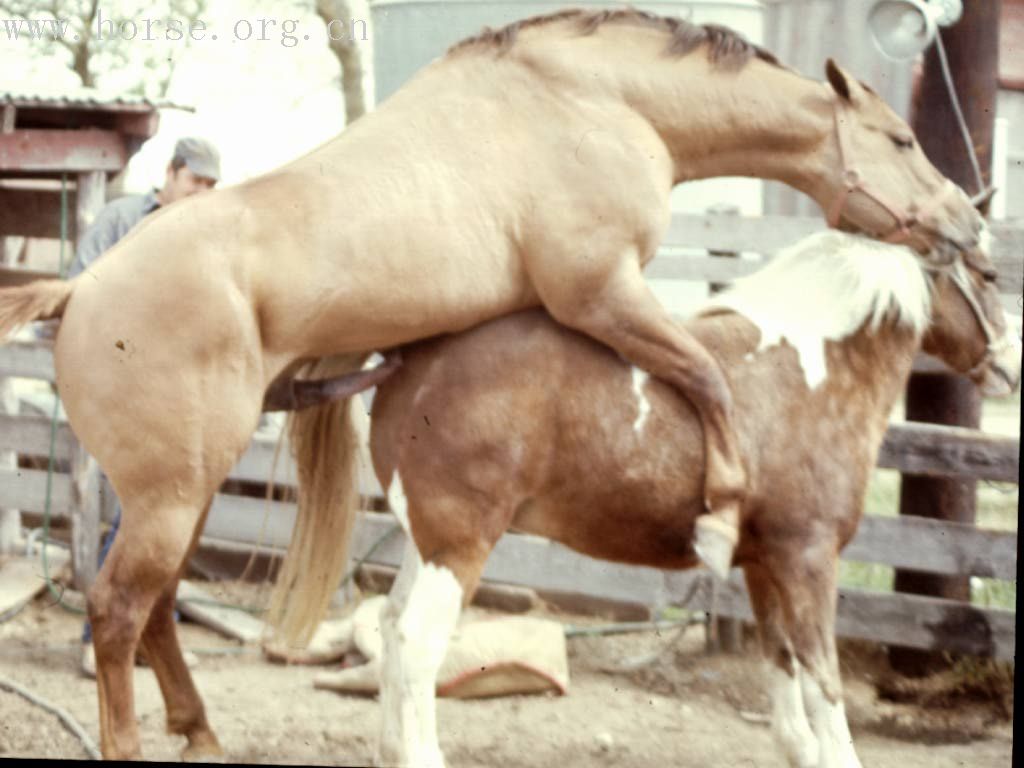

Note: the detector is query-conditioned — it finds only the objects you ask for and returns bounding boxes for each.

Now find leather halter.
[826,99,957,245]
[927,259,1009,380]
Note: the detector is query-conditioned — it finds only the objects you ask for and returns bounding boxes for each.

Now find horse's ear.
[825,58,853,103]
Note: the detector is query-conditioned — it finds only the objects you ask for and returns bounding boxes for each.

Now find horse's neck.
[829,324,921,422]
[639,58,832,195]
[528,35,835,201]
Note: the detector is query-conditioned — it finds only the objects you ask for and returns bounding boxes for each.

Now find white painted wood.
[175,579,267,643]
[0,467,72,512]
[0,341,55,380]
[0,412,74,459]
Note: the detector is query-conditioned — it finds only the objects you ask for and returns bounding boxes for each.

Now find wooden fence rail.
[0,211,1019,658]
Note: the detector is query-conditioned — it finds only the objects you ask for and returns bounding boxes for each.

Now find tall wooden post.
[704,203,744,654]
[69,171,106,591]
[889,1,1001,676]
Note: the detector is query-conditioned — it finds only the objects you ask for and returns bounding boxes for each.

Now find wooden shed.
[0,88,178,282]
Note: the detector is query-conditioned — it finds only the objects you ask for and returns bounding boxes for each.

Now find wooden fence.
[0,212,1020,659]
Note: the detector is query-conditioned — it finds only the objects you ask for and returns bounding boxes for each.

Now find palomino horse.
[364,230,1019,768]
[0,8,984,760]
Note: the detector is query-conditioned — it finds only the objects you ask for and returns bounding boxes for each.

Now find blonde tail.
[265,354,366,648]
[0,279,73,339]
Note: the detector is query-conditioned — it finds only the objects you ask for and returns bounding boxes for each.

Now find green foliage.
[0,0,208,96]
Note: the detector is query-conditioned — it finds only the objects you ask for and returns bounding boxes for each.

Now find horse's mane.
[699,231,931,387]
[700,231,933,387]
[448,7,780,70]
[706,231,932,335]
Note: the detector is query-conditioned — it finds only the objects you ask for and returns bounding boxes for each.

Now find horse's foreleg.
[89,502,209,760]
[535,256,745,578]
[763,552,862,768]
[744,563,818,768]
[139,503,222,762]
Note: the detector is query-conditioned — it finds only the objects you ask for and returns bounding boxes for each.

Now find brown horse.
[0,8,984,760]
[364,230,1019,768]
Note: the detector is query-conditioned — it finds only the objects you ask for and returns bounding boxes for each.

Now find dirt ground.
[0,580,1013,767]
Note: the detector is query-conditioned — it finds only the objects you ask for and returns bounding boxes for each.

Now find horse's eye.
[982,268,998,284]
[889,134,914,150]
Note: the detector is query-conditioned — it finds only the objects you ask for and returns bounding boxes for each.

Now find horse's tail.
[265,354,366,648]
[0,279,74,339]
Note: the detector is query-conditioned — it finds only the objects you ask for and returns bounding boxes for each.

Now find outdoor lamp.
[867,0,963,60]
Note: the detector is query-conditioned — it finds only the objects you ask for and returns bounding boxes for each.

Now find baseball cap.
[172,137,221,182]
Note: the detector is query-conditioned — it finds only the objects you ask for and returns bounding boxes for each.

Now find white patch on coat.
[630,367,651,434]
[386,472,412,534]
[700,231,931,390]
[378,474,463,768]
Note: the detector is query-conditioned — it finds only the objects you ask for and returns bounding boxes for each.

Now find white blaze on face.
[631,367,651,434]
[378,473,463,768]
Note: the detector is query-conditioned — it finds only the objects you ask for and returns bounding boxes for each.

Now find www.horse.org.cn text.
[1,12,369,47]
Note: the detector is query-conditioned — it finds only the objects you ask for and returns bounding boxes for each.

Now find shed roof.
[0,86,192,113]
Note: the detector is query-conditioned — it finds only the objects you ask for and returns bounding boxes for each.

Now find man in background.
[69,137,220,277]
[76,137,221,677]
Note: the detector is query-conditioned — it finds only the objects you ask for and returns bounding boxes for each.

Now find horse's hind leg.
[376,541,464,768]
[138,503,222,761]
[744,562,818,767]
[375,478,495,768]
[90,500,212,760]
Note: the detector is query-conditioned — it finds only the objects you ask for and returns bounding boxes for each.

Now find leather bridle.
[826,98,957,246]
[926,258,1009,380]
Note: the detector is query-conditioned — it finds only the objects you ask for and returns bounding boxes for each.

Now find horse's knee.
[87,588,139,657]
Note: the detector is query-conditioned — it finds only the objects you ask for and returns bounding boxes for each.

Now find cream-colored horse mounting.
[0,8,984,761]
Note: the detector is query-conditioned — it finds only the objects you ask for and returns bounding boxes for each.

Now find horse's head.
[819,60,983,264]
[921,229,1021,397]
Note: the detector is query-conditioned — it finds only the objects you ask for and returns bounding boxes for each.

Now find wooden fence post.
[75,171,105,253]
[705,202,743,654]
[66,170,106,592]
[889,1,1001,677]
[69,437,101,592]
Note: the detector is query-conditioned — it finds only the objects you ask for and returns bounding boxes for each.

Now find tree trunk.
[316,0,368,125]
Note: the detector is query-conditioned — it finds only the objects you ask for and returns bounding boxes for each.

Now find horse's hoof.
[694,515,738,580]
[181,735,225,763]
